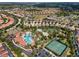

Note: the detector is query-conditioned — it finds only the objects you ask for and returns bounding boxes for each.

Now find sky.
[0,0,79,2]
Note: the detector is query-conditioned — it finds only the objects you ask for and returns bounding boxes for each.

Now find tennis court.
[45,40,67,56]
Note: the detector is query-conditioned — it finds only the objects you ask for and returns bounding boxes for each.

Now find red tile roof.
[0,44,9,57]
[0,16,14,29]
[0,50,7,54]
[15,32,26,47]
[1,53,8,57]
[0,47,4,52]
[1,51,8,56]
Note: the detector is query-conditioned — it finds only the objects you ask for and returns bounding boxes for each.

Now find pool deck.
[15,32,35,47]
[15,32,27,47]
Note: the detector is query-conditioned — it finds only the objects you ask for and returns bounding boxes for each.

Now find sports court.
[45,40,67,56]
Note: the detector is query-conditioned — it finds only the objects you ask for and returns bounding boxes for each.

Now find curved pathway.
[6,18,21,31]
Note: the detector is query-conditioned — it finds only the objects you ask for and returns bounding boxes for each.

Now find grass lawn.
[3,18,8,23]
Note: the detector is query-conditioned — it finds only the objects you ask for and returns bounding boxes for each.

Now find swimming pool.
[23,32,32,45]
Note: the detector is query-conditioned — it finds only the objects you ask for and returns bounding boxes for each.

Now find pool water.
[23,33,32,45]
